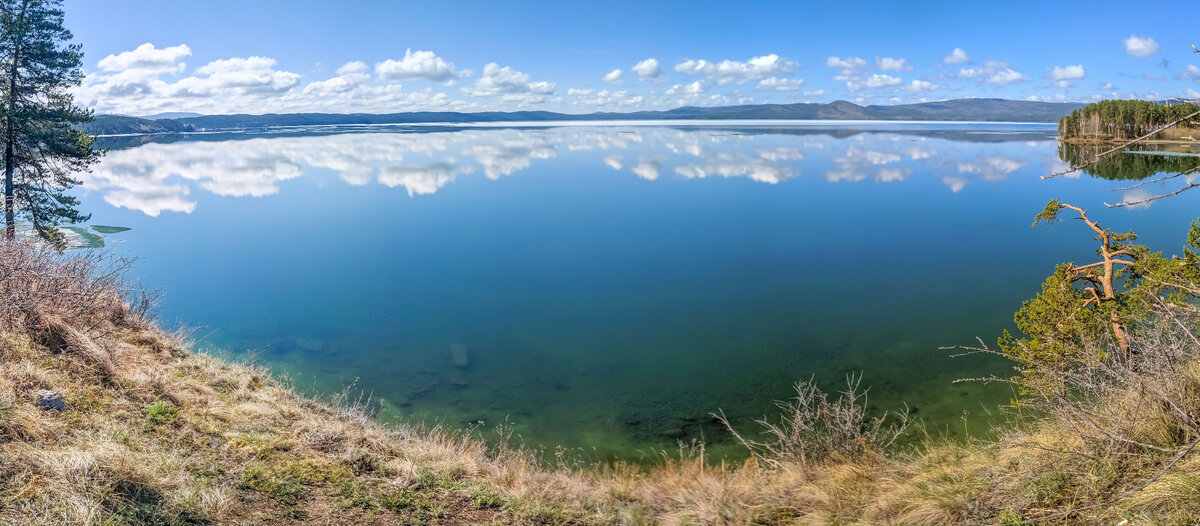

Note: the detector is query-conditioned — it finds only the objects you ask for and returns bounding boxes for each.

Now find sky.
[61,0,1200,116]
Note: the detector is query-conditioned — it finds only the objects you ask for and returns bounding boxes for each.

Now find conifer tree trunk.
[2,0,23,242]
[4,66,14,242]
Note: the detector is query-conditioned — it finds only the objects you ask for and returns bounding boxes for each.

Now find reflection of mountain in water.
[86,125,1057,216]
[1058,142,1200,181]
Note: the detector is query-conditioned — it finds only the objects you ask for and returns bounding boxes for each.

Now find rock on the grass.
[35,389,65,412]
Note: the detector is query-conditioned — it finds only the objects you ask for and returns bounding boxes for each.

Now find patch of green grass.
[505,496,576,525]
[377,486,454,525]
[227,432,292,460]
[238,458,351,518]
[1024,471,1070,504]
[997,510,1023,525]
[333,479,373,510]
[143,400,178,424]
[473,488,505,510]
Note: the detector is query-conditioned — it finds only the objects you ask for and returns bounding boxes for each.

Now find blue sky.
[63,0,1200,116]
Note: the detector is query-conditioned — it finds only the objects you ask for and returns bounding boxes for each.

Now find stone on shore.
[36,389,65,412]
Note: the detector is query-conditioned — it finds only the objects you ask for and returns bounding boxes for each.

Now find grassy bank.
[2,242,1200,525]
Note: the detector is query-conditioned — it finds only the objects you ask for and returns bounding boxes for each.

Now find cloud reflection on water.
[87,126,1060,216]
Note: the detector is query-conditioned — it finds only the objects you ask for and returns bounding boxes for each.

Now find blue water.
[81,123,1200,461]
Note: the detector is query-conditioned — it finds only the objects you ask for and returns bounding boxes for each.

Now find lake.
[81,122,1200,461]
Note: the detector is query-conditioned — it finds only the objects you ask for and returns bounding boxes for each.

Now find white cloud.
[956,61,1028,85]
[847,74,902,91]
[943,48,969,65]
[876,167,910,182]
[1124,35,1159,58]
[375,49,458,82]
[674,54,798,84]
[602,68,624,83]
[757,77,804,91]
[847,146,901,165]
[337,61,368,75]
[1048,65,1085,87]
[825,56,867,71]
[603,156,623,170]
[942,176,968,192]
[632,58,662,79]
[567,88,644,107]
[825,56,869,80]
[469,135,557,179]
[908,146,936,159]
[986,67,1028,85]
[378,162,466,196]
[757,147,802,161]
[79,45,477,115]
[958,67,985,78]
[174,56,300,96]
[1119,189,1153,209]
[467,63,556,99]
[631,158,661,180]
[98,43,191,73]
[665,80,708,95]
[675,156,797,184]
[301,61,373,96]
[908,79,938,91]
[878,57,912,72]
[957,156,1027,180]
[1178,65,1200,82]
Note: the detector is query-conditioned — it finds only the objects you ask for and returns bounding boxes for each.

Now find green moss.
[238,458,351,518]
[143,400,178,424]
[1023,472,1070,504]
[997,510,1023,525]
[472,488,505,510]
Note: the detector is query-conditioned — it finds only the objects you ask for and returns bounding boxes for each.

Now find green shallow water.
[82,122,1200,462]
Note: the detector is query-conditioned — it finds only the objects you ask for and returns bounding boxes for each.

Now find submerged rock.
[36,389,65,412]
[445,369,469,388]
[450,343,469,368]
[291,337,327,354]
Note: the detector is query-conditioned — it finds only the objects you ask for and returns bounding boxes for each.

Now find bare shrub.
[716,374,910,467]
[0,242,137,335]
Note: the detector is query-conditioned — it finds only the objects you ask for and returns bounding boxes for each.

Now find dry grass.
[3,241,1200,524]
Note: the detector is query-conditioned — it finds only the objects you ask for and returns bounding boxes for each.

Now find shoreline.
[92,119,1059,138]
[1060,137,1200,146]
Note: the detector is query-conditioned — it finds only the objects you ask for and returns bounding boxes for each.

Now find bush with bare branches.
[0,241,141,335]
[715,374,910,467]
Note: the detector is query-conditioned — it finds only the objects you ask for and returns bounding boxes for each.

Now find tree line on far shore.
[1059,99,1200,141]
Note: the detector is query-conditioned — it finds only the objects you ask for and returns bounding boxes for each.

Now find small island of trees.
[1058,99,1200,142]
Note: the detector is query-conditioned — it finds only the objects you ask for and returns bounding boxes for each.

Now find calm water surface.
[82,122,1200,461]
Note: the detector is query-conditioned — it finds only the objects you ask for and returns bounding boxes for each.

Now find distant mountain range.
[85,98,1084,135]
[141,111,205,120]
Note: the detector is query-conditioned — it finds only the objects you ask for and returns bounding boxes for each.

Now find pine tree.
[0,0,101,248]
[1001,200,1200,394]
